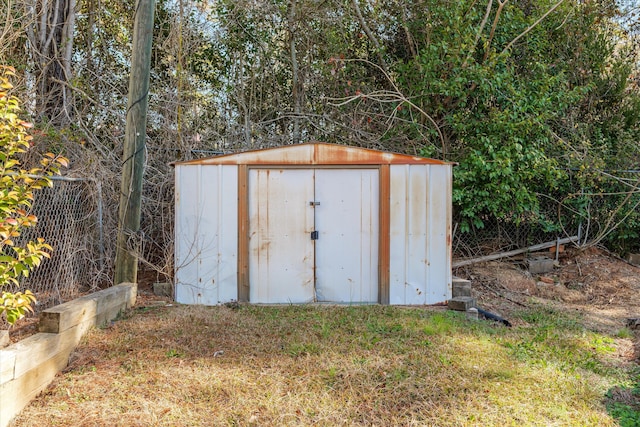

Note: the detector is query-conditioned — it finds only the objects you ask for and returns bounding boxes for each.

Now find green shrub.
[0,66,67,325]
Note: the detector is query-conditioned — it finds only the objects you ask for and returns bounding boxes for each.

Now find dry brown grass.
[11,301,632,426]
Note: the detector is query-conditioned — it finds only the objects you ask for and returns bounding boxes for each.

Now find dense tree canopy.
[0,0,638,275]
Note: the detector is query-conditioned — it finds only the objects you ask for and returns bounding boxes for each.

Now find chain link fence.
[6,168,637,310]
[452,199,576,262]
[16,177,108,310]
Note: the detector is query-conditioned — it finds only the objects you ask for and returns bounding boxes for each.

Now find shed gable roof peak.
[173,142,452,166]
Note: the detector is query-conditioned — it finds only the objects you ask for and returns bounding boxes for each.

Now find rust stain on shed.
[174,141,454,306]
[173,142,453,166]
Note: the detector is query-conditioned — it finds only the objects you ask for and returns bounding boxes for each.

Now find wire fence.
[6,169,637,312]
[452,195,575,261]
[16,176,108,310]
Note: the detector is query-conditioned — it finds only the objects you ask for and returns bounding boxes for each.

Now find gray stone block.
[466,307,478,320]
[448,296,476,312]
[627,253,640,267]
[527,256,554,274]
[452,277,472,297]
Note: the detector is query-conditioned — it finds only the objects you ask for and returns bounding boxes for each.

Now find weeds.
[606,371,640,427]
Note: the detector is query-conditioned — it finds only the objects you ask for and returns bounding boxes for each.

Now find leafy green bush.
[0,66,67,325]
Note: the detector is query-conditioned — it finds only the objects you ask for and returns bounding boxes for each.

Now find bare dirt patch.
[455,246,640,362]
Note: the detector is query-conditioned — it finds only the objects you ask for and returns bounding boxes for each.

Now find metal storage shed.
[174,142,454,305]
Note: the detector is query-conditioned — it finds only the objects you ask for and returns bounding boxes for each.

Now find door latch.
[309,201,320,206]
[310,231,319,240]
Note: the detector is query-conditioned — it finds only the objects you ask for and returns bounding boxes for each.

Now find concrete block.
[448,296,476,312]
[153,282,173,298]
[627,253,640,267]
[527,256,554,274]
[466,307,479,320]
[452,277,471,298]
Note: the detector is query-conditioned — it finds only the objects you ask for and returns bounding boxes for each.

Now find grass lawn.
[12,303,639,426]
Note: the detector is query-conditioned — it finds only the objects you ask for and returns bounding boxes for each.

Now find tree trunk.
[24,0,77,126]
[288,0,301,144]
[114,0,155,285]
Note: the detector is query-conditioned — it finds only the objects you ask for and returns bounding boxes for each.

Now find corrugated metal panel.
[249,169,315,303]
[389,164,452,304]
[174,143,453,166]
[174,164,199,303]
[175,164,238,304]
[425,165,453,301]
[315,169,378,302]
[407,165,429,304]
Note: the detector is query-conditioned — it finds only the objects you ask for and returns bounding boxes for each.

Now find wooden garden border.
[0,283,137,427]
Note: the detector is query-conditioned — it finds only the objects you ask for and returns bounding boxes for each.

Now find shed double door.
[248,168,379,303]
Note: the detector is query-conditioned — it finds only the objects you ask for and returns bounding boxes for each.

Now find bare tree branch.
[500,0,565,56]
[326,58,447,159]
[351,0,388,73]
[484,0,507,62]
[464,0,493,68]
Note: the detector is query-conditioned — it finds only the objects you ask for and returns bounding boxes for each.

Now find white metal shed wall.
[389,164,452,304]
[174,164,239,304]
[173,144,453,306]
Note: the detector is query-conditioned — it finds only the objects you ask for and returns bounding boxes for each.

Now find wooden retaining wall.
[0,283,137,427]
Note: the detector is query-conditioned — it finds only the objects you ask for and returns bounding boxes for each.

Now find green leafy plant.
[606,376,640,427]
[0,66,68,325]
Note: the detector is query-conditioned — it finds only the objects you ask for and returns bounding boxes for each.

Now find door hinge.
[310,230,319,240]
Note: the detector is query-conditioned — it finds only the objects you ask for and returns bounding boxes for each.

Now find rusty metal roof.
[172,142,453,166]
